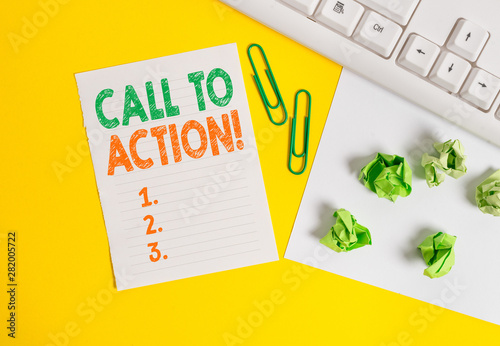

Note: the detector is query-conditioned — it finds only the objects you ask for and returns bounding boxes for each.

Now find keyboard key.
[315,0,364,36]
[353,11,402,58]
[281,0,321,16]
[355,0,419,26]
[446,19,489,62]
[460,68,500,110]
[429,52,471,93]
[398,34,440,77]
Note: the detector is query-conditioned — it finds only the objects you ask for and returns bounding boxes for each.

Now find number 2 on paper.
[141,187,167,261]
[143,215,157,235]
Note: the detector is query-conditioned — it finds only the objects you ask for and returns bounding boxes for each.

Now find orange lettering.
[151,125,168,165]
[169,124,182,163]
[181,120,208,159]
[108,135,133,175]
[130,129,154,169]
[231,110,244,150]
[207,114,234,156]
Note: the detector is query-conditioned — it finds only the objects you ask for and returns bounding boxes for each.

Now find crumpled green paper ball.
[417,232,457,278]
[359,153,412,202]
[421,139,467,187]
[320,209,372,253]
[476,169,500,216]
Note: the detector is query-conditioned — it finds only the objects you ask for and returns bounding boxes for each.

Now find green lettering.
[207,68,233,107]
[146,81,165,120]
[123,85,149,126]
[161,78,180,117]
[95,89,119,129]
[188,71,205,111]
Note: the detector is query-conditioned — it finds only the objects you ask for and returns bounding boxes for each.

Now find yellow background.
[1,0,499,344]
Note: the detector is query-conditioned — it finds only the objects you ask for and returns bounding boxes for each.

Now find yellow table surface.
[1,0,499,345]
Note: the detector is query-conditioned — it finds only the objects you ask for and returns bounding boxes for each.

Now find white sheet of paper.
[76,43,278,290]
[285,69,500,325]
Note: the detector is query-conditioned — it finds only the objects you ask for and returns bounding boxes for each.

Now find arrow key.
[398,34,440,77]
[429,52,471,93]
[447,19,489,62]
[460,68,500,110]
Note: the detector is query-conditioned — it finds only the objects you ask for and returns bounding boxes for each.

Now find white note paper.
[76,44,278,290]
[285,69,500,325]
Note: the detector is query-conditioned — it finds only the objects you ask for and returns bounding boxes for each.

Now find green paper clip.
[247,43,288,126]
[288,89,311,175]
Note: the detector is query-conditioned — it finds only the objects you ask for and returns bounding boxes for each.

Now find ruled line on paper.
[121,195,251,222]
[116,167,245,191]
[130,232,258,259]
[121,202,250,222]
[124,211,254,232]
[94,104,234,134]
[148,172,247,191]
[116,169,245,194]
[126,221,256,248]
[154,222,256,245]
[103,81,227,107]
[123,197,253,238]
[172,240,259,259]
[135,248,261,275]
[97,105,233,135]
[122,196,251,223]
[152,179,247,197]
[102,76,188,102]
[119,178,248,204]
[120,188,249,213]
[117,160,248,199]
[102,74,226,102]
[132,230,257,256]
[104,96,222,116]
[105,113,227,143]
[117,173,241,196]
[113,153,242,178]
[114,151,247,180]
[100,97,233,135]
[115,159,244,187]
[131,240,260,266]
[123,204,253,235]
[126,219,254,244]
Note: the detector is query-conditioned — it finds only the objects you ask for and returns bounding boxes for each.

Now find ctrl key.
[353,11,402,58]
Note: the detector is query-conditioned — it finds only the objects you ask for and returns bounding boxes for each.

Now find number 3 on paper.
[148,242,168,262]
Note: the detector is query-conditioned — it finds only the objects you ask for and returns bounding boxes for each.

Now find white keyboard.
[220,0,500,146]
